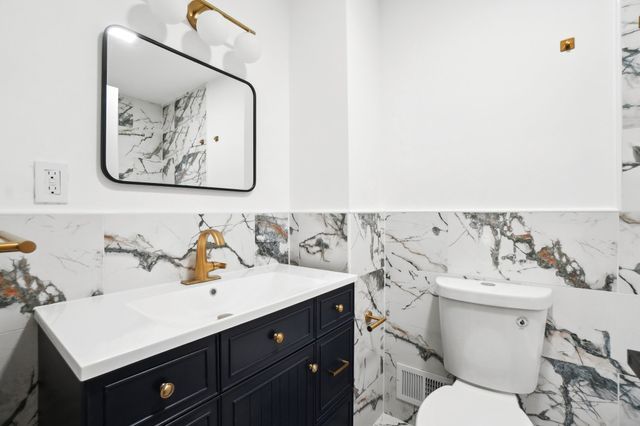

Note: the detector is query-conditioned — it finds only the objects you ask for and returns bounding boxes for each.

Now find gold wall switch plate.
[560,37,575,52]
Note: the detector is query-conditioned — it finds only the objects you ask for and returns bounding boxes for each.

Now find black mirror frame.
[100,25,257,192]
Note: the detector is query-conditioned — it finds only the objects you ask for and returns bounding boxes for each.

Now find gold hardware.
[308,363,319,374]
[328,359,350,377]
[334,304,345,313]
[160,382,175,399]
[187,0,256,35]
[181,229,227,285]
[0,231,36,254]
[560,37,575,52]
[364,310,386,332]
[272,332,285,344]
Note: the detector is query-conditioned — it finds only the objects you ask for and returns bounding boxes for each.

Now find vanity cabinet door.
[317,324,354,416]
[220,345,316,426]
[316,390,353,426]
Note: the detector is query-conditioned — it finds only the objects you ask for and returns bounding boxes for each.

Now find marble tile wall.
[0,213,288,425]
[290,213,385,426]
[623,0,640,210]
[3,210,640,426]
[383,211,640,426]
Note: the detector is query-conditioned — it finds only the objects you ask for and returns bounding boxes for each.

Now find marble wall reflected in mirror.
[101,26,256,191]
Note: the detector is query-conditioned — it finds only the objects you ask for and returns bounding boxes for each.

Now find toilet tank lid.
[436,277,553,311]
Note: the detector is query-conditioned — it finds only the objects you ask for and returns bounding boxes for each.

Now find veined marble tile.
[289,213,348,272]
[619,373,640,426]
[162,86,207,186]
[255,213,289,266]
[522,356,619,426]
[385,212,448,277]
[448,212,617,291]
[103,213,255,293]
[354,270,384,426]
[118,95,168,184]
[0,322,38,426]
[622,0,640,208]
[349,213,384,276]
[384,270,449,424]
[0,215,102,333]
[619,212,640,294]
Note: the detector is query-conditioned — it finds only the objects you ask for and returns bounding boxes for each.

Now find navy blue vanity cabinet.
[316,390,353,426]
[219,300,314,390]
[38,283,354,426]
[220,345,316,425]
[160,398,219,426]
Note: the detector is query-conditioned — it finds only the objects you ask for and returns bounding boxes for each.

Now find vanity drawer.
[316,285,354,336]
[160,397,218,426]
[220,300,314,390]
[317,323,354,415]
[86,337,218,426]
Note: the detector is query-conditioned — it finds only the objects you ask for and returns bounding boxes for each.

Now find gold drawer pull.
[364,310,386,332]
[272,331,285,344]
[334,304,345,313]
[159,382,175,399]
[308,363,319,374]
[328,359,350,377]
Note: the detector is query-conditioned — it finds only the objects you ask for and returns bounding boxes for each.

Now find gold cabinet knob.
[334,304,345,313]
[308,363,319,374]
[272,332,285,344]
[160,382,175,399]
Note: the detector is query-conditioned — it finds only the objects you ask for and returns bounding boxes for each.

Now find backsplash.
[2,211,640,426]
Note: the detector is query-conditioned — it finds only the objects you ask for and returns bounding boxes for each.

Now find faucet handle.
[211,261,226,270]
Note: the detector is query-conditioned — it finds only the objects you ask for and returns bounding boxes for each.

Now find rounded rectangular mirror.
[101,25,256,192]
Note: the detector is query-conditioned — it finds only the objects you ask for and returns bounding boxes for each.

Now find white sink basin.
[127,271,325,326]
[34,264,356,381]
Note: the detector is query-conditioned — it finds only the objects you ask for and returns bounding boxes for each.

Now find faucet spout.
[182,229,227,285]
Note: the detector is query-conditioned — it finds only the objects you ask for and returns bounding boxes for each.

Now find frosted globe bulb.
[196,10,229,46]
[234,32,261,63]
[148,0,186,24]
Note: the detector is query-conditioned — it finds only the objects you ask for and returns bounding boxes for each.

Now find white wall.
[289,0,350,211]
[378,0,619,211]
[0,0,290,213]
[346,0,384,211]
[205,78,254,189]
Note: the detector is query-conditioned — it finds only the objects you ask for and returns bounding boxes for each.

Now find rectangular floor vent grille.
[396,363,452,407]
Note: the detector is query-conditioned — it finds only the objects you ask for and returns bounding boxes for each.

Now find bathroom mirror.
[101,25,256,192]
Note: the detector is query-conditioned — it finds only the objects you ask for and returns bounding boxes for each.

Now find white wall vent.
[396,363,453,406]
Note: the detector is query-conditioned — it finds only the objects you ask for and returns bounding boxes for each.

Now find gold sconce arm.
[0,231,37,254]
[187,0,256,35]
[364,310,386,332]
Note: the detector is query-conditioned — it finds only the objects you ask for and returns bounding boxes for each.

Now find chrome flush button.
[516,316,528,328]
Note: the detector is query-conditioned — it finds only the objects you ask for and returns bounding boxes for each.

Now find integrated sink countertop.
[34,264,356,381]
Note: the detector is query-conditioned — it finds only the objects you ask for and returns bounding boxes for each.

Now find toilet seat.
[415,380,532,426]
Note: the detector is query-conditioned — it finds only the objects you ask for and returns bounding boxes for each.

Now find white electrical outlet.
[34,161,68,204]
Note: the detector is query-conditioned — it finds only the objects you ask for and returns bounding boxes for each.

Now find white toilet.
[415,276,553,426]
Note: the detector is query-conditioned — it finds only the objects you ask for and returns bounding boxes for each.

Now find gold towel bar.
[364,310,386,332]
[0,231,37,254]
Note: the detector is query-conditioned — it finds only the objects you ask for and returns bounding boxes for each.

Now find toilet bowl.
[414,277,553,426]
[415,380,531,426]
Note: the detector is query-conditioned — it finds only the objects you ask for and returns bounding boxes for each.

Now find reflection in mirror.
[102,26,256,191]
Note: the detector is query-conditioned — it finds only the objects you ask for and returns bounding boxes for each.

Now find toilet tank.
[436,277,553,394]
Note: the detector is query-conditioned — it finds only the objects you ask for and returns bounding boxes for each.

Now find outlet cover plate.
[34,161,68,204]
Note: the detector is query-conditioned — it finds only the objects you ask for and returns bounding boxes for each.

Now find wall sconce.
[148,0,261,63]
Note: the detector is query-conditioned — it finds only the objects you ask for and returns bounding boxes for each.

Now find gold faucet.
[181,229,227,285]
